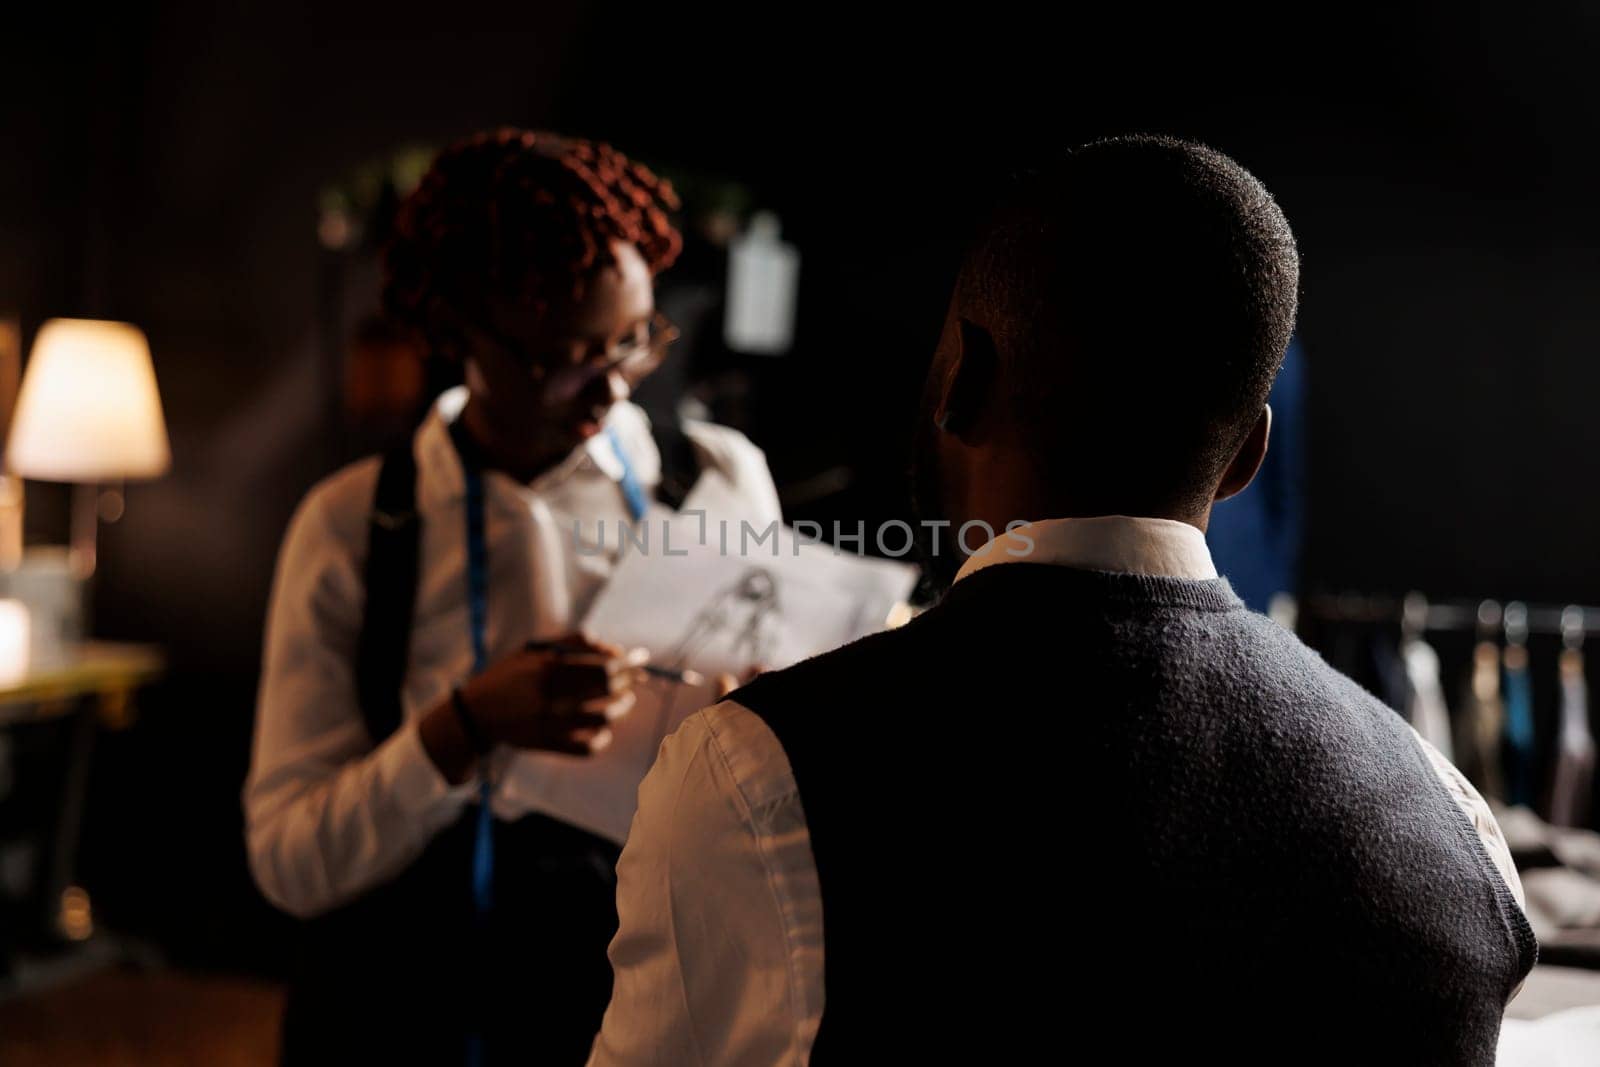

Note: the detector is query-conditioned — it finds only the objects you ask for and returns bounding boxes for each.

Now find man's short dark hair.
[961,135,1299,515]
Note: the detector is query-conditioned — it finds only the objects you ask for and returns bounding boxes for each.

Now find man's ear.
[936,318,1000,440]
[1214,405,1272,502]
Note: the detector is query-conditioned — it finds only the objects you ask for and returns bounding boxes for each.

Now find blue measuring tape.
[454,421,647,1065]
[606,426,650,523]
[456,421,648,918]
[461,459,495,915]
[455,430,493,1067]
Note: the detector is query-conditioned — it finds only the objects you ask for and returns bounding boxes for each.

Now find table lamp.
[5,318,171,578]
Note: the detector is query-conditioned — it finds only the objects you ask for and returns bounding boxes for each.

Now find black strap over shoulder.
[354,446,421,747]
[650,414,701,511]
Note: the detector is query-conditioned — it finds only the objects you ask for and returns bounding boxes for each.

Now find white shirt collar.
[953,515,1218,585]
[415,385,626,506]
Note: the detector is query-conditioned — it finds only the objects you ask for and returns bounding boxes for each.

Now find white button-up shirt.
[244,387,781,919]
[589,515,1526,1066]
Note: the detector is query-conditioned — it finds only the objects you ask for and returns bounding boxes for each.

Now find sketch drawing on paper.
[664,567,783,673]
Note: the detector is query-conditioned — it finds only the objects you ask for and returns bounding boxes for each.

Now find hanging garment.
[1371,630,1411,715]
[1502,643,1538,809]
[1456,642,1506,802]
[1549,648,1595,828]
[1403,638,1454,762]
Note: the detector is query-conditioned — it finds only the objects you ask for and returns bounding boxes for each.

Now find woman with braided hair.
[246,129,781,1064]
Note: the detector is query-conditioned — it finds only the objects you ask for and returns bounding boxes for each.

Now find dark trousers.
[280,812,621,1066]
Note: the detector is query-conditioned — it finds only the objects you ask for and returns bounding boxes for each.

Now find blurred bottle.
[724,212,800,356]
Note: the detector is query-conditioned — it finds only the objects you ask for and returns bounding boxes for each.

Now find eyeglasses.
[495,313,680,403]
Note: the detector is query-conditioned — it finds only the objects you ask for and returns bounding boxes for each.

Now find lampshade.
[7,318,171,482]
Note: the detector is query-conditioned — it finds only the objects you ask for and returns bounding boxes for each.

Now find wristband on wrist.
[450,686,492,756]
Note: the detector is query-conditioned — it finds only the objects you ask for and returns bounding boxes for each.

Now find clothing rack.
[1305,593,1599,643]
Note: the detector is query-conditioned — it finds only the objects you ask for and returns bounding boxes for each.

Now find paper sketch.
[582,474,920,681]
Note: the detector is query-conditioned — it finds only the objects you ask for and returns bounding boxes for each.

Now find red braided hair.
[384,128,681,355]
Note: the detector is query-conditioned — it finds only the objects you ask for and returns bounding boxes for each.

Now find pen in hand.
[523,639,705,688]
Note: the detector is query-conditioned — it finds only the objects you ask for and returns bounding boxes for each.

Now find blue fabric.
[461,459,494,917]
[457,423,646,913]
[607,425,650,522]
[448,421,648,1066]
[459,449,492,1067]
[1502,656,1537,808]
[1207,338,1307,613]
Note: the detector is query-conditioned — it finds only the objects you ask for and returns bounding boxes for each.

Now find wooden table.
[0,643,165,726]
[0,643,164,989]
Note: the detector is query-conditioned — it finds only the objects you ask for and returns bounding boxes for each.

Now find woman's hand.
[419,634,643,783]
[714,664,767,701]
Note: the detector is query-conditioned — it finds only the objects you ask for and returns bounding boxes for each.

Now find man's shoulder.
[1232,613,1406,719]
[682,700,806,815]
[732,615,925,721]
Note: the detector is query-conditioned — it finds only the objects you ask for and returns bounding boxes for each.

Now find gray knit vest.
[733,564,1536,1064]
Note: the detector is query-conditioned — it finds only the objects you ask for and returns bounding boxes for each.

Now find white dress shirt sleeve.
[1409,727,1529,1002]
[1410,728,1526,909]
[589,704,822,1066]
[244,482,472,919]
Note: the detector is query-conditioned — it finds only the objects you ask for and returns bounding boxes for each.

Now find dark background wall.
[3,3,1596,969]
